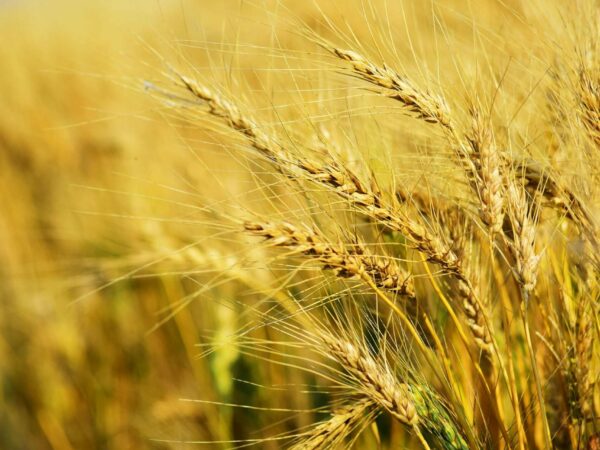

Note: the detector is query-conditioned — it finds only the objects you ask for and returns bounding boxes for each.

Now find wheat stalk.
[574,296,595,419]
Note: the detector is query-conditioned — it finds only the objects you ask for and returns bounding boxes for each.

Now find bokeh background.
[0,2,274,448]
[1,1,366,448]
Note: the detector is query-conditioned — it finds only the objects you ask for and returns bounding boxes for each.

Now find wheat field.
[0,0,598,449]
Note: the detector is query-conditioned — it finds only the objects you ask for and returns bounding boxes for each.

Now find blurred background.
[1,1,369,448]
[0,1,268,448]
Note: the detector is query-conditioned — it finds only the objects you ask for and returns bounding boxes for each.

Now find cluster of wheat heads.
[146,7,599,450]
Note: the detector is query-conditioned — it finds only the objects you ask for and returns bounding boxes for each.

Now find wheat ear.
[318,332,470,450]
[505,182,540,293]
[327,46,453,130]
[289,400,373,450]
[504,178,553,447]
[244,220,414,297]
[319,332,419,426]
[322,49,499,358]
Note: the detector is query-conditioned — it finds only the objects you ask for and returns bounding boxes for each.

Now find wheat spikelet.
[505,182,540,292]
[465,108,505,237]
[175,76,457,275]
[317,332,470,449]
[410,387,470,450]
[315,49,499,360]
[176,73,285,163]
[325,45,593,261]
